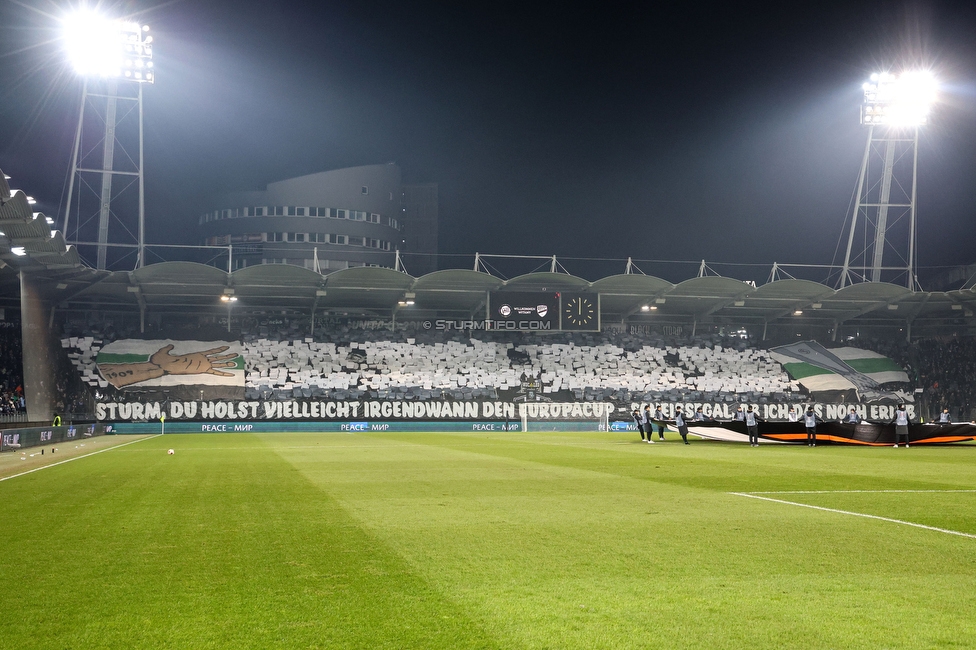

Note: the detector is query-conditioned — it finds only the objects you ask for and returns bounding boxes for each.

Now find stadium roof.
[0,255,972,332]
[3,169,976,333]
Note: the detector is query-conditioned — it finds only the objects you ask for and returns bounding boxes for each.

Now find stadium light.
[861,70,937,126]
[61,9,154,83]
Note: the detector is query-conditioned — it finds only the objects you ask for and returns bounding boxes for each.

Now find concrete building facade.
[198,164,437,274]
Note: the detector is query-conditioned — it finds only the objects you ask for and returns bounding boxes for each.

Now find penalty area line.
[0,435,161,483]
[729,492,976,540]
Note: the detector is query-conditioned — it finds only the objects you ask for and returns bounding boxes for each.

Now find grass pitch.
[2,431,976,649]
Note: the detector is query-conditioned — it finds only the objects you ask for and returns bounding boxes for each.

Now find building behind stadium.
[198,163,438,276]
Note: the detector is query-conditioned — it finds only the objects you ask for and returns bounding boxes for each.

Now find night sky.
[2,0,976,284]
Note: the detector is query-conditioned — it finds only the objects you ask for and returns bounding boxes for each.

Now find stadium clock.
[562,294,597,330]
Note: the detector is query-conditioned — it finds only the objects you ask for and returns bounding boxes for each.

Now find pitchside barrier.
[0,423,108,453]
[109,421,535,434]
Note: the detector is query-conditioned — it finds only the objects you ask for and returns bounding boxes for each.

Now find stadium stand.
[914,338,976,420]
[48,314,976,421]
[238,324,803,403]
[0,325,26,421]
[60,318,805,406]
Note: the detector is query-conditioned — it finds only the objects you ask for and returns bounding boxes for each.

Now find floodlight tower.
[61,10,154,270]
[839,71,936,289]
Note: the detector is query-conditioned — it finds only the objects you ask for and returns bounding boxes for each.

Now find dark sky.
[2,0,976,283]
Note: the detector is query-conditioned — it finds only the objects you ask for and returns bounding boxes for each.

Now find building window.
[317,207,327,217]
[367,213,380,223]
[361,186,368,195]
[328,234,347,245]
[287,206,296,216]
[267,232,285,242]
[296,207,306,216]
[349,210,366,221]
[348,236,365,246]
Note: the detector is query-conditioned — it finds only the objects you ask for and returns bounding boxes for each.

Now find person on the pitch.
[642,405,655,443]
[841,408,861,424]
[632,408,645,441]
[803,405,821,447]
[653,405,666,440]
[893,404,911,447]
[938,408,951,424]
[673,406,690,445]
[734,406,745,421]
[692,406,708,422]
[787,407,799,422]
[745,405,762,446]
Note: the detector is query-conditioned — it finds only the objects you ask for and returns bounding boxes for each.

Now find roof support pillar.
[20,270,57,423]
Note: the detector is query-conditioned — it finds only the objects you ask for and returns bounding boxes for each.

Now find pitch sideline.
[0,435,161,483]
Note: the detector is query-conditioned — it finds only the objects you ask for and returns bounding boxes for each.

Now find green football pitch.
[3,431,976,649]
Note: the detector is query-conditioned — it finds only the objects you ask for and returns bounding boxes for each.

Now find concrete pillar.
[19,271,57,423]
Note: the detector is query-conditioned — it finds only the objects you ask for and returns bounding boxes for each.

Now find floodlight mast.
[62,11,154,270]
[839,71,935,290]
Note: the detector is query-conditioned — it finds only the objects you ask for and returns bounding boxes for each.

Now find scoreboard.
[487,292,600,331]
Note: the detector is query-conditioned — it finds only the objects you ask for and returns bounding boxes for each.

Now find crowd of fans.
[0,325,26,419]
[44,313,976,422]
[854,336,976,421]
[913,338,976,421]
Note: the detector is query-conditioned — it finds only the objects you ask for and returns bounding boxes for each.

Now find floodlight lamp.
[11,247,26,256]
[640,305,650,312]
[793,310,803,315]
[62,9,154,82]
[861,70,937,127]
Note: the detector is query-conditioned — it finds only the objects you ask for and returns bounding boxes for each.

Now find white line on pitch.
[0,435,160,483]
[729,492,976,540]
[748,489,976,494]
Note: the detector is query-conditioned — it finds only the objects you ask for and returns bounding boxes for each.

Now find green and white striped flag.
[770,341,908,400]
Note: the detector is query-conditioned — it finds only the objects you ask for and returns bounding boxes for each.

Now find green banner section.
[782,357,904,379]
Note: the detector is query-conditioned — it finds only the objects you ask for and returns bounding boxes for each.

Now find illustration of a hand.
[149,344,238,377]
[98,343,241,388]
